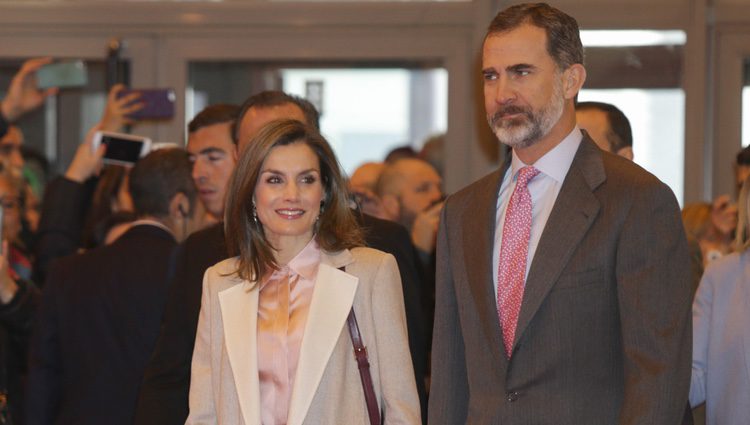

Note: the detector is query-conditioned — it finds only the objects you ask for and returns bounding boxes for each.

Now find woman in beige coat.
[186,119,420,425]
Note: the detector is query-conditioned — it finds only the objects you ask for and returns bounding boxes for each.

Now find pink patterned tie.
[497,166,540,358]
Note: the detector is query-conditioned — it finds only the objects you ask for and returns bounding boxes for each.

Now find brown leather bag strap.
[346,308,382,425]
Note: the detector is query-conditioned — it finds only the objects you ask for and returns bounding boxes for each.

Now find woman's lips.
[275,208,305,219]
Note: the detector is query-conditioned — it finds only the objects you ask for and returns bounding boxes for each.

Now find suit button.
[506,391,519,402]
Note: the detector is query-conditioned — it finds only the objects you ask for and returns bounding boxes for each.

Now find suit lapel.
[287,251,357,425]
[463,166,508,367]
[219,281,261,425]
[513,138,605,348]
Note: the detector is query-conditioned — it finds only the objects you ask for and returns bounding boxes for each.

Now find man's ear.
[169,192,190,220]
[617,146,634,161]
[380,194,400,221]
[562,64,586,100]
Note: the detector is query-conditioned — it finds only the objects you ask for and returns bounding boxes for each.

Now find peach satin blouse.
[257,239,320,425]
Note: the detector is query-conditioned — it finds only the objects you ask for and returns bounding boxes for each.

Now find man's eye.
[483,72,497,81]
[208,155,223,162]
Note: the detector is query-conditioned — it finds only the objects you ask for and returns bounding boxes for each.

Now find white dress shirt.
[492,127,583,299]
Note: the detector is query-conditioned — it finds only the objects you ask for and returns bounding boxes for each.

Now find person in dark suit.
[25,149,204,425]
[33,84,145,284]
[428,3,692,424]
[134,91,428,425]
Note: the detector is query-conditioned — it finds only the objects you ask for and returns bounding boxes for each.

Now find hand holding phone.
[116,88,175,120]
[1,57,58,122]
[91,131,152,166]
[100,84,145,131]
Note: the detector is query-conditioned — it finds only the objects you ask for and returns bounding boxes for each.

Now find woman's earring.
[318,201,324,221]
[252,202,259,224]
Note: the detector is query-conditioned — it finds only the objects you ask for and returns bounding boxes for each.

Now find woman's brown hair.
[224,119,364,281]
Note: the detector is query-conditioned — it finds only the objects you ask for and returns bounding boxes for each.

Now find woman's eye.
[266,176,282,184]
[301,175,317,184]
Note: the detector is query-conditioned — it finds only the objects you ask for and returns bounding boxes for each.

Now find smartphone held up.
[92,131,152,167]
[36,60,88,89]
[117,88,175,120]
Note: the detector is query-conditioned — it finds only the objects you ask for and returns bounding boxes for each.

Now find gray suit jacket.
[691,251,750,425]
[186,247,421,425]
[429,136,692,425]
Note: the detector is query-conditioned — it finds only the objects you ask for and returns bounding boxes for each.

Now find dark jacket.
[26,224,177,425]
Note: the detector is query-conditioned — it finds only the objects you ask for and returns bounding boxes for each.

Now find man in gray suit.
[428,3,692,424]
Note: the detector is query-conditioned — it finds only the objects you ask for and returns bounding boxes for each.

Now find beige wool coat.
[185,246,421,425]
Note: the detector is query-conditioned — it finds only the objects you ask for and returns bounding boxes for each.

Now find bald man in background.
[377,158,444,257]
[377,157,444,358]
[349,161,386,218]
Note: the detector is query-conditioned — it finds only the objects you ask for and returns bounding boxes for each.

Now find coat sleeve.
[689,262,715,408]
[33,176,96,285]
[185,270,217,425]
[427,205,469,424]
[370,253,422,425]
[615,180,693,424]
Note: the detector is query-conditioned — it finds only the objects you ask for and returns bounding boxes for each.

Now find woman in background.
[691,176,750,424]
[682,197,737,268]
[0,161,39,425]
[0,163,33,281]
[187,119,419,424]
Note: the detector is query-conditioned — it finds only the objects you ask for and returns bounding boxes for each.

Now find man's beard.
[487,83,565,150]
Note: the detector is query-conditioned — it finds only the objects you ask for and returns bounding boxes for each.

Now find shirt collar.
[262,238,322,288]
[129,219,174,237]
[510,126,583,183]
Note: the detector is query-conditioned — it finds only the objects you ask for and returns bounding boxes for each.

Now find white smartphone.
[91,131,152,166]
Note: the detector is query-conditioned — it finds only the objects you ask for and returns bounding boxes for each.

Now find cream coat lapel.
[219,281,261,425]
[287,250,357,425]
